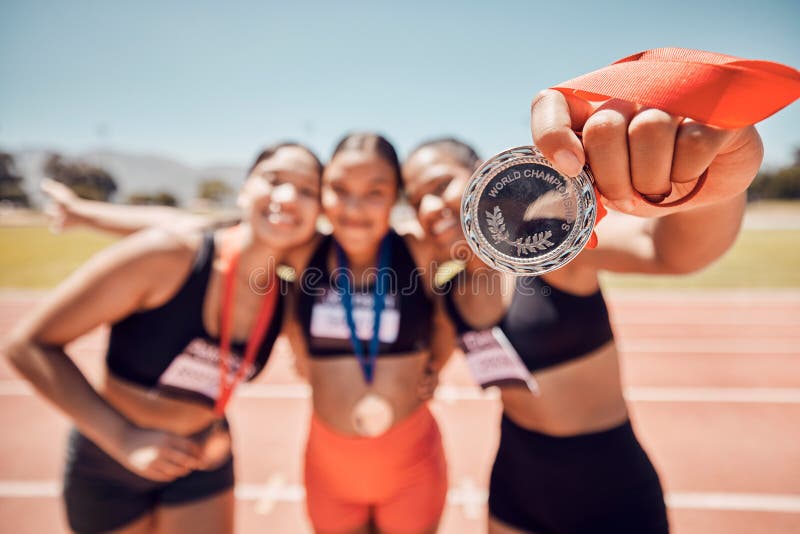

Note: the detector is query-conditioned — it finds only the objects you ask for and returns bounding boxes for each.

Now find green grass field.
[601,229,800,289]
[0,228,117,288]
[0,226,798,289]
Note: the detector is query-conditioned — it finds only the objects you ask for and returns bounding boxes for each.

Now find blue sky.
[1,0,798,169]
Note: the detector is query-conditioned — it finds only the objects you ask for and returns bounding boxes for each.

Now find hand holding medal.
[462,48,800,275]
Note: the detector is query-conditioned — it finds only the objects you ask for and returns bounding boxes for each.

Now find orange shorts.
[304,404,448,533]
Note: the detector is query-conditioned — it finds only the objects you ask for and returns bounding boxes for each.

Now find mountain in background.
[8,148,246,208]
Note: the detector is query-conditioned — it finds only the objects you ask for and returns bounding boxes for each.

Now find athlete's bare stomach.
[309,350,429,436]
[500,341,629,436]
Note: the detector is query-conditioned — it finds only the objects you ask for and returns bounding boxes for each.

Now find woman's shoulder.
[118,226,205,266]
[96,227,208,309]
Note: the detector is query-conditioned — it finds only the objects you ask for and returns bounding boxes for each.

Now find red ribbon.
[552,48,800,128]
[215,225,278,416]
[551,48,800,249]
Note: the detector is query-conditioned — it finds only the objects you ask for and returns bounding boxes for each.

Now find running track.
[0,290,798,533]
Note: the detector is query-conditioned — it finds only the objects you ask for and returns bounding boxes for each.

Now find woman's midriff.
[309,350,430,436]
[500,341,630,436]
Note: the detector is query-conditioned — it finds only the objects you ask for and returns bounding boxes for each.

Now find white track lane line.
[611,316,800,326]
[664,492,800,513]
[624,386,800,403]
[616,340,798,354]
[0,480,798,514]
[605,290,800,302]
[2,381,800,404]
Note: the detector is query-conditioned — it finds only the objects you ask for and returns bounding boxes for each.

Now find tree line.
[2,149,798,208]
[0,152,233,208]
[747,148,800,201]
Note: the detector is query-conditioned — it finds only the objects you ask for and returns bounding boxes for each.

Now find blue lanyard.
[335,234,392,385]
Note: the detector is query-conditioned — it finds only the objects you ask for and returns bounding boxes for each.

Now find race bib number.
[309,289,400,344]
[156,338,253,403]
[460,327,539,394]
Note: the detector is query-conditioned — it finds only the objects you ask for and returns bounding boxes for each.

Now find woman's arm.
[426,297,457,373]
[449,254,509,330]
[41,178,219,236]
[278,235,324,381]
[579,194,746,275]
[281,291,312,382]
[4,229,203,480]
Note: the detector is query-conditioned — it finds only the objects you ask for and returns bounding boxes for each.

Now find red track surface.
[0,290,798,533]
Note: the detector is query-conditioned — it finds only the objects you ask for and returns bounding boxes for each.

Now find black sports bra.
[444,274,613,372]
[297,231,433,358]
[106,232,283,405]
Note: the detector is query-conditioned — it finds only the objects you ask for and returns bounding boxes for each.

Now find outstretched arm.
[41,178,220,236]
[580,195,746,275]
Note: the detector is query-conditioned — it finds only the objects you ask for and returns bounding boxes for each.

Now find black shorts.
[488,415,669,534]
[63,428,235,534]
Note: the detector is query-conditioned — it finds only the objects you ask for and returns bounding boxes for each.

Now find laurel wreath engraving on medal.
[486,206,510,243]
[513,232,554,254]
[485,205,554,255]
[463,146,596,275]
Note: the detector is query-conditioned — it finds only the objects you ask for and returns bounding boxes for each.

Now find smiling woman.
[399,69,768,531]
[3,142,323,534]
[240,143,322,248]
[285,132,454,534]
[321,134,401,264]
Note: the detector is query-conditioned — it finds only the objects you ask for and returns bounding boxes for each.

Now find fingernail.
[642,193,668,204]
[552,149,582,177]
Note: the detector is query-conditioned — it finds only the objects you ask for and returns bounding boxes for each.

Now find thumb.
[530,89,593,177]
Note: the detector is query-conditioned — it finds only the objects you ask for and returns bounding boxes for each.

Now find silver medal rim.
[461,145,597,276]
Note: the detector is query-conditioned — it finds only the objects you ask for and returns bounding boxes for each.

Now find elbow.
[652,255,713,276]
[3,335,44,377]
[652,231,741,277]
[654,248,732,275]
[3,336,30,372]
[655,258,706,276]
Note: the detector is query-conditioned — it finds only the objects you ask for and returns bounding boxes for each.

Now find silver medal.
[461,146,596,275]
